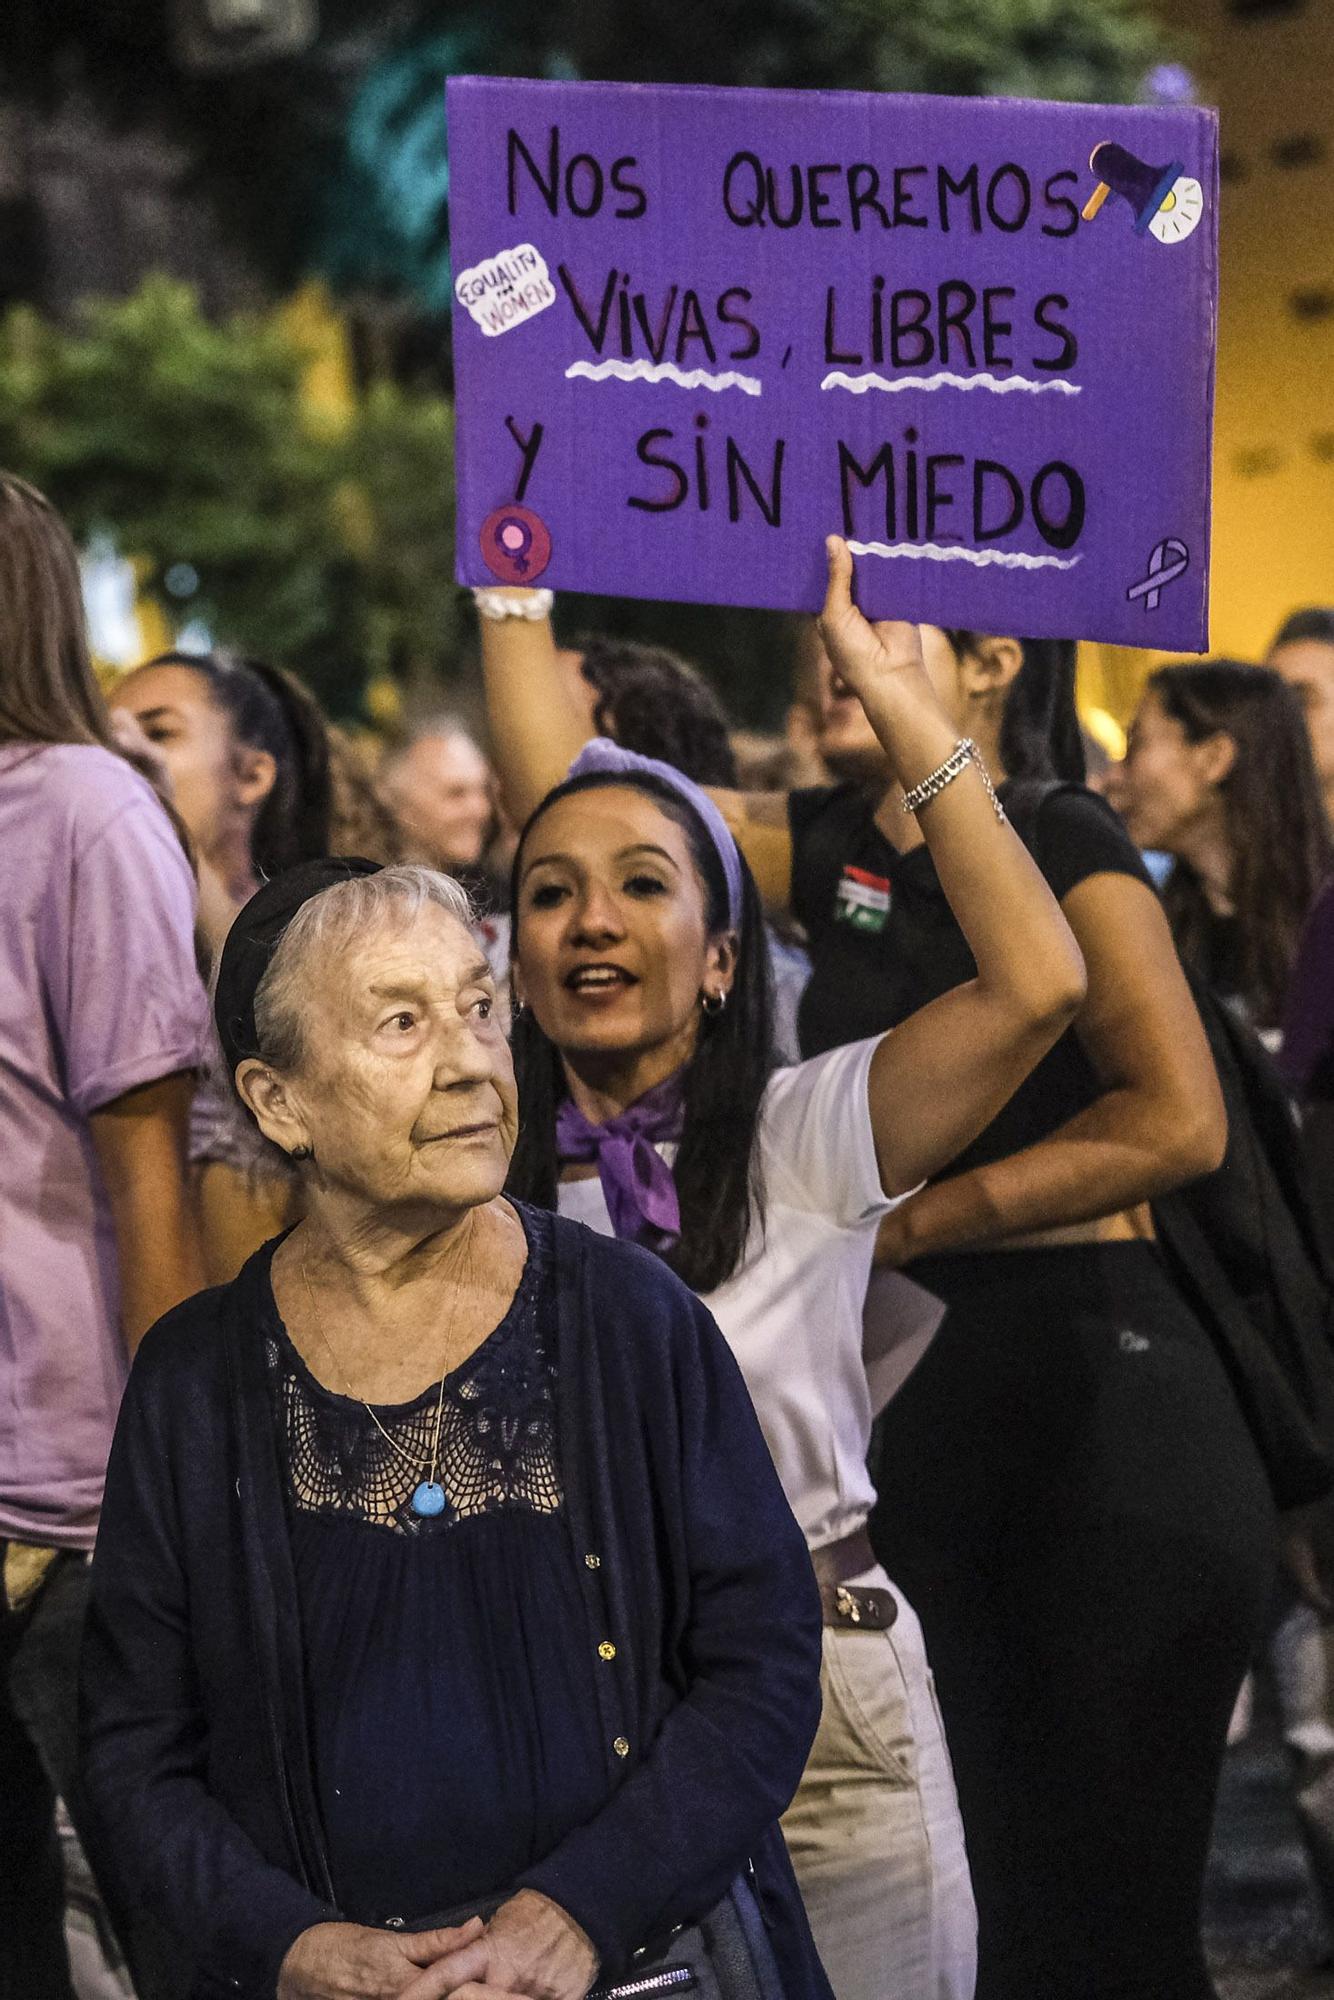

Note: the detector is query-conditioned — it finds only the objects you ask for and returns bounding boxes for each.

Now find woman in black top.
[781,630,1276,2000]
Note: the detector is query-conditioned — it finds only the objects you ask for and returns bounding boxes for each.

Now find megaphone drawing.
[1081,142,1204,244]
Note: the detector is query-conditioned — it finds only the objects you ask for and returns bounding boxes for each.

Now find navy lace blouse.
[267,1208,610,1924]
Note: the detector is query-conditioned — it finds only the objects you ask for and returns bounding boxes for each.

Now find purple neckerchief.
[555,1074,686,1251]
[566,738,743,930]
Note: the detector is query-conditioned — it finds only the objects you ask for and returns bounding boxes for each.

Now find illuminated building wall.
[1081,0,1334,729]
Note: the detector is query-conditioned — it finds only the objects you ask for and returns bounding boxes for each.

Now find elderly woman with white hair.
[78,857,831,2000]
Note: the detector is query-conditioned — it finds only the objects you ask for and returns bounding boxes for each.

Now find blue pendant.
[412,1481,446,1518]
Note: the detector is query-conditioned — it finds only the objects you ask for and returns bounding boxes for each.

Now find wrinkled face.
[1120,691,1221,854]
[270,902,517,1217]
[513,786,733,1070]
[111,663,251,860]
[814,624,968,780]
[383,733,494,870]
[1269,640,1334,803]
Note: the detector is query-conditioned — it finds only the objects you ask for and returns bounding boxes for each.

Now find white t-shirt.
[557,1035,929,1552]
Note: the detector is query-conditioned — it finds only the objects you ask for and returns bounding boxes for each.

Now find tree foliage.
[0,0,1175,308]
[0,277,459,717]
[546,0,1169,100]
[0,0,1178,724]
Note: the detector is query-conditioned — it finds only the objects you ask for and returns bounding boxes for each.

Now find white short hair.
[252,864,475,1075]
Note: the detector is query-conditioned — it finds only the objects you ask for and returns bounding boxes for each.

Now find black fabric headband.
[212,857,381,1078]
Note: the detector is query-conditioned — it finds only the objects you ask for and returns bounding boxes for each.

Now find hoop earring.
[289,1143,314,1163]
[700,989,727,1017]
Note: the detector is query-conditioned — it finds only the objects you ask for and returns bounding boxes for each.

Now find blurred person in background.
[1283,880,1334,1228]
[112,651,334,1285]
[327,723,407,865]
[563,632,739,789]
[379,714,496,876]
[730,731,818,1064]
[731,729,807,794]
[112,649,332,965]
[1120,659,1332,1037]
[1121,658,1334,1940]
[1269,609,1334,1227]
[1270,610,1334,829]
[378,715,514,998]
[783,623,835,792]
[0,476,209,2000]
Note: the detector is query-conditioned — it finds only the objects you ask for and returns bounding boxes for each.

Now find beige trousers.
[782,1581,977,2000]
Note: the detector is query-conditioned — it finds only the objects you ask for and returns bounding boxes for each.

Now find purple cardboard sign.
[449,76,1217,650]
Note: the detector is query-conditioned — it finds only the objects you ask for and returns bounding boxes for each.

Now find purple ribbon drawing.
[1127,537,1190,611]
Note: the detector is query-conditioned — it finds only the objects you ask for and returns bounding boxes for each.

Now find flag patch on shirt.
[834,865,891,933]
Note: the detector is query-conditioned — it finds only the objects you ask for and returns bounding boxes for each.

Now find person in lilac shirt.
[0,476,210,2000]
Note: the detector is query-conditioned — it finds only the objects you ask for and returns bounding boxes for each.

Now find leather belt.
[811,1526,898,1632]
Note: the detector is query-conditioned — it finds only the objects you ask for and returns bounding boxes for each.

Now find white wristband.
[472,587,554,623]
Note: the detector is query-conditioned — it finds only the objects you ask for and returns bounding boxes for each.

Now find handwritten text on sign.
[448,78,1217,649]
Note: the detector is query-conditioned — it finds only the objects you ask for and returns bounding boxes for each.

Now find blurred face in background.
[1119,689,1233,858]
[1268,636,1334,815]
[813,631,891,782]
[111,661,274,865]
[814,624,978,784]
[381,730,495,872]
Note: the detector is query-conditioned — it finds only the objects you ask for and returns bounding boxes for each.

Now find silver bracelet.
[472,587,554,622]
[901,738,1006,821]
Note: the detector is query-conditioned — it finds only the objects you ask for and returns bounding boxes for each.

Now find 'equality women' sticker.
[454,245,556,337]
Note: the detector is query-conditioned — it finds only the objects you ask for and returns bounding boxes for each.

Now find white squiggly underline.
[565,359,762,396]
[848,541,1082,572]
[822,370,1080,397]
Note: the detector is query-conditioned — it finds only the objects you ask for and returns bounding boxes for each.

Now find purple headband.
[565,737,743,930]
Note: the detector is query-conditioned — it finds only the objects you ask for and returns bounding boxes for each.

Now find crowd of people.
[3,462,1334,2000]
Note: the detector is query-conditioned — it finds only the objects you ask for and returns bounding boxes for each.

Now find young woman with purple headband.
[501,539,1088,2000]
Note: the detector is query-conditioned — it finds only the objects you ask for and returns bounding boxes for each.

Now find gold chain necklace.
[299,1250,460,1520]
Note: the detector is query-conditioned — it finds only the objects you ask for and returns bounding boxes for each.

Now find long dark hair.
[0,479,199,868]
[506,769,774,1294]
[149,650,333,875]
[945,630,1085,784]
[573,634,739,786]
[1151,659,1334,1027]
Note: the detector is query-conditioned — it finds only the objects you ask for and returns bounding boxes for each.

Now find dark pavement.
[1208,1672,1334,2000]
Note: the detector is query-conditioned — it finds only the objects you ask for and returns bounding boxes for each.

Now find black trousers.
[870,1242,1278,2000]
[0,1549,186,2000]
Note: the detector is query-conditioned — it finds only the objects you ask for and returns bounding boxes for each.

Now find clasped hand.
[278,1890,599,2000]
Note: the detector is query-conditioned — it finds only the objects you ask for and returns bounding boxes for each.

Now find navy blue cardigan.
[79,1210,831,2000]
